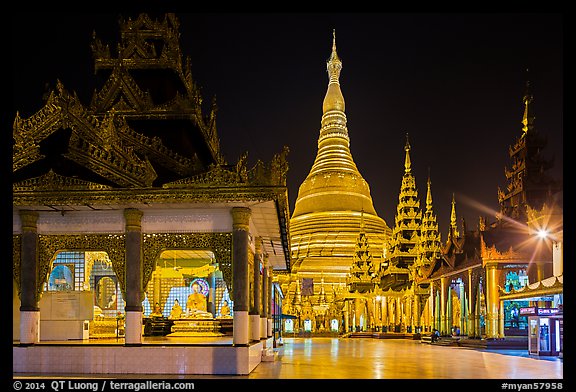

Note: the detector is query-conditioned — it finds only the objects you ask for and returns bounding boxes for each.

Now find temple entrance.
[142,249,232,339]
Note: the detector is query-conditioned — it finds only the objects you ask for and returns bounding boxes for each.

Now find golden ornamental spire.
[521,71,534,136]
[322,29,345,114]
[426,172,433,209]
[327,29,342,82]
[450,193,460,237]
[404,132,412,173]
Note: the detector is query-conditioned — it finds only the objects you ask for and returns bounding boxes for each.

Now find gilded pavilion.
[13,13,291,375]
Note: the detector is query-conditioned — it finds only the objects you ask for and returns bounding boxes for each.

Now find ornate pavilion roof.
[12,13,292,270]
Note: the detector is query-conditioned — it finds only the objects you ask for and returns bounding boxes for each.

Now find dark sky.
[11,13,563,236]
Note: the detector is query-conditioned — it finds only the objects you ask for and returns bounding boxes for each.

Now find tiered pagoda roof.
[379,134,421,291]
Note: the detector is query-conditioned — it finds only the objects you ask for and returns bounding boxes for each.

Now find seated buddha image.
[218,299,232,319]
[150,302,163,318]
[185,282,213,318]
[168,299,183,319]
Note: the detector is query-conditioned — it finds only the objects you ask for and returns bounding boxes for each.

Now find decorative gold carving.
[89,13,224,166]
[90,66,153,113]
[90,31,111,59]
[142,232,232,296]
[12,91,62,171]
[13,170,113,192]
[480,236,525,264]
[13,185,287,208]
[36,234,126,301]
[13,82,158,187]
[64,108,158,187]
[112,116,196,176]
[231,207,251,231]
[255,236,263,255]
[163,146,289,189]
[19,210,39,232]
[93,13,183,73]
[124,208,143,231]
[84,251,112,290]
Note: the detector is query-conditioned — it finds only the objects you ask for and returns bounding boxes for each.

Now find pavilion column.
[232,207,251,345]
[152,266,161,313]
[413,294,421,333]
[447,287,453,335]
[261,258,270,338]
[19,210,40,345]
[403,296,409,332]
[395,297,402,332]
[428,289,434,332]
[440,276,449,335]
[467,269,476,337]
[381,297,387,330]
[354,297,362,331]
[485,263,502,339]
[207,268,217,317]
[388,298,395,330]
[124,208,143,345]
[435,287,441,332]
[458,281,468,335]
[266,265,273,337]
[250,236,262,341]
[499,299,505,338]
[475,284,482,337]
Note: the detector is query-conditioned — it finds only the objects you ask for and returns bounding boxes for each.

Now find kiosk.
[521,306,562,356]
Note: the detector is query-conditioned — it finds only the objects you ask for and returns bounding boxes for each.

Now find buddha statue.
[185,282,213,318]
[150,302,163,318]
[169,299,183,319]
[219,299,232,318]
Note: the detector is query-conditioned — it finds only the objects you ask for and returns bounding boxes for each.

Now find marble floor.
[14,337,563,380]
[248,337,563,379]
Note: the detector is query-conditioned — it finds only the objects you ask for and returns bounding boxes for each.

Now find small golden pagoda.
[286,31,390,316]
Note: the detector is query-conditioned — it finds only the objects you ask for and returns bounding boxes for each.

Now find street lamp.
[536,229,549,239]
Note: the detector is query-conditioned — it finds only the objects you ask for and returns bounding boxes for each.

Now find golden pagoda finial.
[450,193,460,237]
[451,193,457,225]
[326,29,343,87]
[332,29,336,51]
[404,132,412,173]
[426,169,433,209]
[521,68,534,136]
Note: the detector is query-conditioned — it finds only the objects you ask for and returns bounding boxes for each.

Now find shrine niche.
[142,249,231,337]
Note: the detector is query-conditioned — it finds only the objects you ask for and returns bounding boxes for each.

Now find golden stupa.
[288,31,391,297]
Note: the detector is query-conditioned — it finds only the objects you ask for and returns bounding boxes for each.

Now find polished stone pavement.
[14,337,563,380]
[248,337,562,379]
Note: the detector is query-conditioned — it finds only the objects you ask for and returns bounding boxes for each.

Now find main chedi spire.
[288,31,390,302]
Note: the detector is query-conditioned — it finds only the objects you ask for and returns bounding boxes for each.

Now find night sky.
[11,13,563,236]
